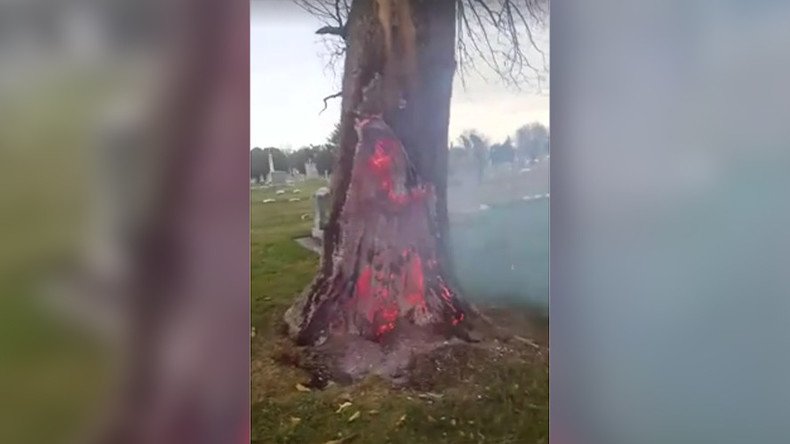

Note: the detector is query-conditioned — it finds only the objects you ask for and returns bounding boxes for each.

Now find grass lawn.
[251,180,549,444]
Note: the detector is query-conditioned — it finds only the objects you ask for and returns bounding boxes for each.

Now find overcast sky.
[251,1,549,149]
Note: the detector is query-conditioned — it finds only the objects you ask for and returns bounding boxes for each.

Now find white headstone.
[312,187,331,240]
[305,160,319,179]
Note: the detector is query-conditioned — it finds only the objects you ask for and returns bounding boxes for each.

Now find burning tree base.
[297,324,472,387]
[285,115,471,350]
[279,306,544,388]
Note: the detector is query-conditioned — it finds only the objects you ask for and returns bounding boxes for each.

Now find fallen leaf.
[368,409,379,415]
[290,417,301,425]
[396,414,407,426]
[335,402,352,413]
[295,383,311,392]
[348,411,361,422]
[323,433,359,444]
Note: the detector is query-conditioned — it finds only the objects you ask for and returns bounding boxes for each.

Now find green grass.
[251,181,548,444]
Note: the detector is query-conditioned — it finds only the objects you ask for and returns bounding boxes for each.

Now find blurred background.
[552,1,790,443]
[0,1,249,443]
[0,1,158,442]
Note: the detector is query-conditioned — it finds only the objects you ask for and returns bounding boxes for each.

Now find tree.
[490,137,516,166]
[286,0,548,348]
[251,147,267,182]
[448,145,468,177]
[515,122,549,164]
[313,145,335,176]
[458,129,490,183]
[251,147,289,181]
[327,122,342,148]
[288,147,315,174]
[265,147,290,176]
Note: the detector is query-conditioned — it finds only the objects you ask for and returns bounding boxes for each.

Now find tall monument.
[267,150,287,185]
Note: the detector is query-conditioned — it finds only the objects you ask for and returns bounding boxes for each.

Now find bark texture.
[286,0,465,346]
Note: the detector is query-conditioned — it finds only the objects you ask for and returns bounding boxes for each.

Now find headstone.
[265,150,289,184]
[312,187,331,240]
[305,160,319,179]
[269,170,288,185]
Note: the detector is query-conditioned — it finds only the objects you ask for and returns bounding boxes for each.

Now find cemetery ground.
[252,178,549,443]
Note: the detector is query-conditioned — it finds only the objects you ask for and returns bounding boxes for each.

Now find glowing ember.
[370,140,394,172]
[356,266,372,299]
[314,118,468,343]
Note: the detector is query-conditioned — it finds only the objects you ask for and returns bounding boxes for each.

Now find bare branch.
[296,0,548,91]
[316,25,346,38]
[319,91,343,114]
[472,0,502,26]
[295,0,351,75]
[294,0,349,27]
[458,0,549,88]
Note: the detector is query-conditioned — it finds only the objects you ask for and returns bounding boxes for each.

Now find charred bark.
[286,0,467,346]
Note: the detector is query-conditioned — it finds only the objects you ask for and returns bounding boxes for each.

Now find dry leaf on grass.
[295,383,311,392]
[335,402,352,413]
[347,411,361,422]
[323,433,358,444]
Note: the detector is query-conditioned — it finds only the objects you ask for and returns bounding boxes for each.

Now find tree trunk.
[285,0,466,346]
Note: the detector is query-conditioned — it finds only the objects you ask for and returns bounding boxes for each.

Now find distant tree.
[490,137,516,166]
[288,147,315,174]
[267,147,289,173]
[448,146,468,176]
[327,122,342,148]
[252,147,288,180]
[458,130,490,183]
[314,145,335,176]
[250,147,267,182]
[515,122,550,164]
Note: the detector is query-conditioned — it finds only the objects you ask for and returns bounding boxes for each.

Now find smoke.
[447,159,550,311]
